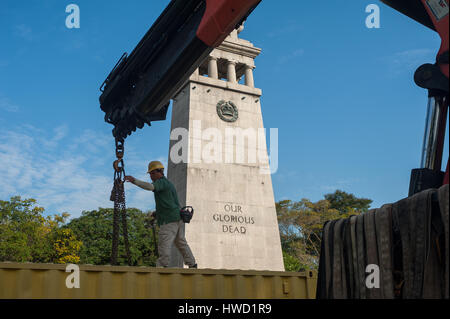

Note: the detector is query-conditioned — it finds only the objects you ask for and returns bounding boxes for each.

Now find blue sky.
[0,1,448,218]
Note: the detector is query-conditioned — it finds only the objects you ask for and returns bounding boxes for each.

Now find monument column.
[245,65,255,88]
[227,61,237,83]
[208,57,218,79]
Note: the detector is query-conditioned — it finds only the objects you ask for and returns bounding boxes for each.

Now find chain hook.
[113,137,126,181]
[115,137,125,160]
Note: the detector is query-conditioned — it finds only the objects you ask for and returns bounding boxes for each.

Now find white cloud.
[278,49,305,64]
[41,125,69,149]
[13,24,33,40]
[319,178,360,192]
[267,22,302,38]
[0,125,161,219]
[387,48,435,75]
[0,96,19,112]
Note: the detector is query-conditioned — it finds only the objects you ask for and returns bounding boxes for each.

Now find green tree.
[0,197,42,262]
[277,198,340,271]
[0,196,81,263]
[283,251,301,272]
[65,208,158,266]
[277,190,372,271]
[324,189,372,215]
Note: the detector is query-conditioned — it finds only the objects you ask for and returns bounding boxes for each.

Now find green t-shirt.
[153,176,181,226]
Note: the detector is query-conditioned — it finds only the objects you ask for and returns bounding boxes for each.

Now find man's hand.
[124,176,135,183]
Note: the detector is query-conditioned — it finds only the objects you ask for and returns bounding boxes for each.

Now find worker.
[124,161,197,268]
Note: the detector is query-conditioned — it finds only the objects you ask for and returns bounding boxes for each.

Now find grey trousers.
[156,220,196,268]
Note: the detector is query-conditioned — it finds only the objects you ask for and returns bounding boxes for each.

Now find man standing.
[124,161,197,268]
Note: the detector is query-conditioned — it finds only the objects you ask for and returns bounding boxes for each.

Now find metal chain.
[110,138,132,266]
[144,214,159,259]
[150,219,159,258]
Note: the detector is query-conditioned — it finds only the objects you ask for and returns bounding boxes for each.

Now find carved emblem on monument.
[216,100,238,122]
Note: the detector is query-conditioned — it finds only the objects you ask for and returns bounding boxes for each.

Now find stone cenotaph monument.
[167,26,284,271]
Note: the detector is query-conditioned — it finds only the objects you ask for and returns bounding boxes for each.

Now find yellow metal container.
[0,262,317,299]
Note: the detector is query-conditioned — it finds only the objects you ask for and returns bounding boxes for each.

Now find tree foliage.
[277,190,372,271]
[65,208,158,266]
[0,196,82,263]
[0,197,158,267]
[324,190,372,215]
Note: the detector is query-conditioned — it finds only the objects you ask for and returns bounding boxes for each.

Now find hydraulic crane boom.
[381,0,449,192]
[99,0,261,140]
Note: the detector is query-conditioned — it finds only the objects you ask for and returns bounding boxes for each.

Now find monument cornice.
[217,40,261,59]
[188,74,262,97]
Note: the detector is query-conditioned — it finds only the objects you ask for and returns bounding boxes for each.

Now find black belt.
[364,209,381,298]
[393,196,412,298]
[356,214,367,299]
[350,215,359,298]
[343,218,354,298]
[316,221,330,299]
[375,204,394,298]
[438,184,449,298]
[327,219,337,298]
[332,219,345,298]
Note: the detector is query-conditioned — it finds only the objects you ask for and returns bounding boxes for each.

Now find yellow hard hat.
[147,161,164,173]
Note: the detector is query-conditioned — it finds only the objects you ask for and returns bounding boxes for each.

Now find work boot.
[189,264,197,269]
